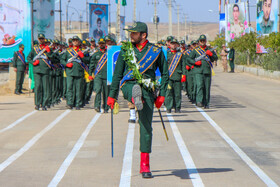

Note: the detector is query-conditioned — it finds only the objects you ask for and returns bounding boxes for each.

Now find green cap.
[124,22,148,33]
[180,40,185,44]
[170,38,179,44]
[19,44,24,48]
[104,35,112,41]
[38,33,45,39]
[190,40,197,45]
[72,36,80,41]
[82,40,87,45]
[68,38,73,43]
[166,36,174,41]
[90,38,95,42]
[198,34,207,41]
[98,38,106,44]
[33,40,38,45]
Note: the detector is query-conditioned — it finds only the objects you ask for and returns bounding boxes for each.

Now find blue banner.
[107,45,121,85]
[0,0,32,63]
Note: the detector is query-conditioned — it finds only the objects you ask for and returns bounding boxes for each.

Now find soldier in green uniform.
[165,38,186,113]
[107,22,169,178]
[27,34,53,110]
[229,47,235,73]
[166,36,174,51]
[61,36,89,110]
[12,44,27,95]
[89,38,109,113]
[188,35,218,109]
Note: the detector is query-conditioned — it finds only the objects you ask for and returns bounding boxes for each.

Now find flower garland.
[121,41,159,91]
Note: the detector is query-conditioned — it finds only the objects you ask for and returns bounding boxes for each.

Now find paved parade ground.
[0,67,280,187]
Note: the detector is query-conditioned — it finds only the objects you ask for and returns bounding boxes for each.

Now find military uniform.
[60,36,89,109]
[89,38,109,112]
[12,44,27,94]
[165,38,185,113]
[189,35,218,108]
[229,48,235,73]
[27,34,53,110]
[107,22,169,179]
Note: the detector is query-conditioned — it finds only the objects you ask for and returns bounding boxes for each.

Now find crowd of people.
[12,21,220,178]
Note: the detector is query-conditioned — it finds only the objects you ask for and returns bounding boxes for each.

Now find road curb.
[236,65,280,80]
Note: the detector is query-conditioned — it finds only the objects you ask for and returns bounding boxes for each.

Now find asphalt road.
[0,67,279,187]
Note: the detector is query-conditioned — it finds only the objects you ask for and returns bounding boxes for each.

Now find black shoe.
[47,105,51,108]
[76,107,80,110]
[197,102,203,107]
[128,119,136,123]
[191,100,196,104]
[167,109,171,113]
[51,104,54,107]
[66,105,73,109]
[42,106,47,111]
[14,91,20,95]
[204,105,209,109]
[95,108,100,112]
[175,108,181,113]
[85,100,89,104]
[35,105,40,110]
[104,110,109,113]
[19,91,23,94]
[142,172,153,179]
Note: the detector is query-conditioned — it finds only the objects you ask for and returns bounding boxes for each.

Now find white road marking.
[165,109,205,187]
[48,113,101,187]
[0,110,71,173]
[195,106,278,187]
[119,123,136,187]
[0,110,37,134]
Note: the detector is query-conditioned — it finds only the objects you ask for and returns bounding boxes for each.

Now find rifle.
[67,47,90,63]
[33,43,53,61]
[53,47,60,54]
[59,49,66,56]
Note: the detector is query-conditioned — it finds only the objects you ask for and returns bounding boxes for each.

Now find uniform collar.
[136,40,148,52]
[171,50,177,53]
[100,48,106,53]
[73,46,80,51]
[19,50,23,54]
[39,44,45,48]
[200,45,206,50]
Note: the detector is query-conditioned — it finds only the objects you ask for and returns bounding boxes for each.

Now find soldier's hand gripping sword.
[67,47,90,63]
[33,42,53,61]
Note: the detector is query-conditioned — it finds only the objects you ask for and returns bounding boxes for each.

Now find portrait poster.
[107,45,121,85]
[33,0,55,39]
[256,0,278,35]
[219,13,226,35]
[226,2,249,43]
[89,3,108,42]
[0,0,31,63]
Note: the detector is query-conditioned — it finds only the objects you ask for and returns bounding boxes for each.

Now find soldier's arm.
[108,50,126,99]
[89,53,97,74]
[157,51,169,97]
[12,52,17,68]
[27,49,34,63]
[210,50,218,62]
[60,51,67,66]
[188,50,196,65]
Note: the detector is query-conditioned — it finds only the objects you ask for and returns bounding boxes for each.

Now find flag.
[115,0,127,6]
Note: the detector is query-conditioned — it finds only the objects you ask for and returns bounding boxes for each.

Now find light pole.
[66,0,71,32]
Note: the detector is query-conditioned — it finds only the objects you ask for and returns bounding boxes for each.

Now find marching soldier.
[189,35,218,109]
[165,38,186,113]
[61,36,89,110]
[12,44,27,95]
[89,38,109,113]
[27,34,53,110]
[180,40,186,53]
[166,36,174,51]
[107,22,169,178]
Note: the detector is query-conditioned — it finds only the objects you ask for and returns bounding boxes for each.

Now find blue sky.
[55,0,257,23]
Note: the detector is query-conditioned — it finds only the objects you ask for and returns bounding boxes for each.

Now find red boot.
[140,152,153,178]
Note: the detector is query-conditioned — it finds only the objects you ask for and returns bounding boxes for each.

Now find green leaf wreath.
[121,41,159,91]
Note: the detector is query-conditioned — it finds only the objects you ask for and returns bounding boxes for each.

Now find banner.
[226,2,249,42]
[256,0,278,35]
[120,16,125,42]
[0,0,31,63]
[107,45,121,85]
[219,13,226,35]
[33,0,55,39]
[89,4,108,42]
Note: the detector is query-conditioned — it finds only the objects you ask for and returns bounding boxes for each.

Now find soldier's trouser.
[195,73,204,104]
[203,74,211,107]
[63,76,67,98]
[193,73,198,102]
[51,75,56,104]
[187,72,193,100]
[121,82,154,153]
[34,73,49,107]
[222,60,228,72]
[165,80,182,110]
[66,76,83,107]
[80,79,86,106]
[15,71,25,92]
[94,76,109,111]
[230,60,234,72]
[85,81,93,101]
